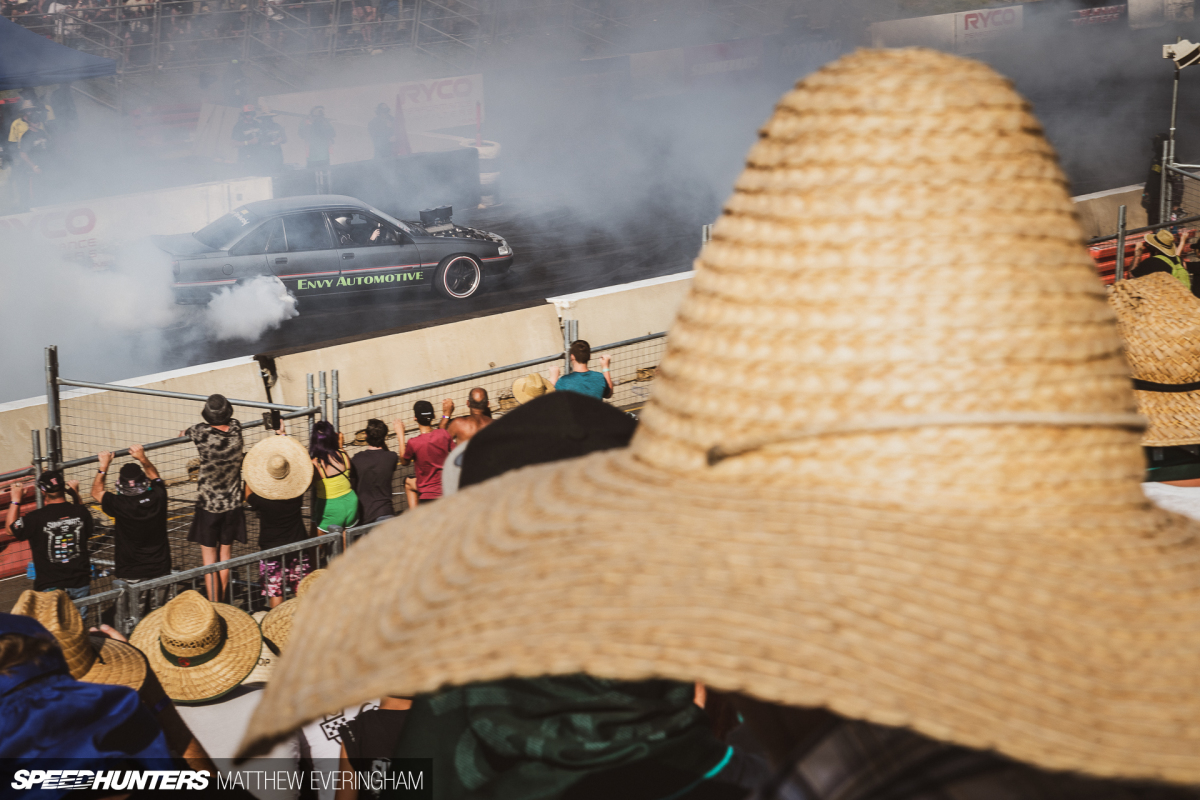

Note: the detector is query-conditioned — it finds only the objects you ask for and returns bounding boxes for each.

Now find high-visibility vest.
[1153,253,1192,291]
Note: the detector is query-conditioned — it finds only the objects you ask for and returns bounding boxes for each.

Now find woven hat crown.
[267,454,290,480]
[11,590,93,678]
[631,48,1142,505]
[160,590,224,658]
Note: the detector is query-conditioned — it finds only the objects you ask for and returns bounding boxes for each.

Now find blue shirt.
[555,370,608,399]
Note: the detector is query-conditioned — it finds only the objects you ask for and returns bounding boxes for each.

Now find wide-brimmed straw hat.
[512,373,555,405]
[1110,272,1200,447]
[241,49,1200,783]
[259,570,326,653]
[242,435,313,500]
[130,590,261,704]
[11,590,147,690]
[1145,228,1177,255]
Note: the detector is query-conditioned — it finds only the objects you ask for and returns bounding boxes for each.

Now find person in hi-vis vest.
[1132,228,1194,292]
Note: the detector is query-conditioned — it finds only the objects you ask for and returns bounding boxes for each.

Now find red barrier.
[1087,229,1195,285]
[0,481,36,581]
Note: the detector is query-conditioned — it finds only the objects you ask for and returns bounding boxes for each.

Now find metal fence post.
[31,430,44,509]
[319,371,328,422]
[306,373,316,442]
[113,579,133,636]
[329,525,344,557]
[1115,204,1128,283]
[563,318,578,374]
[330,0,341,56]
[44,346,63,471]
[1162,139,1172,225]
[412,0,422,46]
[331,370,340,432]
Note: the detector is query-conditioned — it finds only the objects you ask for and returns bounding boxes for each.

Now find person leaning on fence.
[549,340,613,400]
[92,445,172,614]
[440,387,493,446]
[183,394,247,603]
[241,49,1200,798]
[5,470,92,611]
[243,432,314,609]
[399,400,452,508]
[309,420,359,539]
[1131,228,1194,292]
[351,418,399,524]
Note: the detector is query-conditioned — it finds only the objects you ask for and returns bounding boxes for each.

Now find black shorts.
[188,505,248,548]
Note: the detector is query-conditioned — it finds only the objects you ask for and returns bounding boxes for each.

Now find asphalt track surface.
[167,198,703,365]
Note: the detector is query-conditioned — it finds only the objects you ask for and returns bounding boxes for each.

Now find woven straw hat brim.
[259,599,297,652]
[130,602,262,704]
[82,634,149,691]
[1110,273,1200,446]
[239,47,1200,782]
[242,451,1200,781]
[242,436,313,500]
[513,374,555,405]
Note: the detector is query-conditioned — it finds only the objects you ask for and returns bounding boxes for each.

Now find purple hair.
[309,420,341,469]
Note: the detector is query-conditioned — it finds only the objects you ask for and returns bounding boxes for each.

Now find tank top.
[316,452,352,500]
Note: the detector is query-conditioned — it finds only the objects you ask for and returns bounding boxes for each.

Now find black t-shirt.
[101,480,171,580]
[247,493,307,549]
[11,502,93,590]
[339,708,410,799]
[352,449,399,523]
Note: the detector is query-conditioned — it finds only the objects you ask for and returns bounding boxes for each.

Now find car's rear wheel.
[434,255,482,300]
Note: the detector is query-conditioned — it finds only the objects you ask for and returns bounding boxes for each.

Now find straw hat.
[259,570,326,653]
[1145,228,1177,256]
[130,590,261,704]
[512,373,555,405]
[1110,271,1200,446]
[242,435,313,500]
[240,49,1200,783]
[11,590,147,690]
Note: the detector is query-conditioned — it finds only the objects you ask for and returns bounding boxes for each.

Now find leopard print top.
[186,420,244,513]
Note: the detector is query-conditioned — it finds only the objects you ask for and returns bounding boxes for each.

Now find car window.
[282,212,335,252]
[194,208,257,249]
[229,218,285,256]
[330,211,400,247]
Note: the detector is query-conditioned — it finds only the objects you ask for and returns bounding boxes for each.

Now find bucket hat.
[242,435,313,500]
[117,462,150,496]
[130,590,261,704]
[259,569,326,653]
[11,590,147,690]
[240,49,1200,783]
[1145,228,1177,256]
[1110,272,1200,447]
[511,373,555,405]
[201,393,234,426]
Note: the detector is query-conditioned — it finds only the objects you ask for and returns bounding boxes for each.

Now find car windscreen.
[366,205,414,235]
[194,208,258,249]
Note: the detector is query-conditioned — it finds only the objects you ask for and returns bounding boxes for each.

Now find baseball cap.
[36,470,66,495]
[117,463,150,496]
[413,400,436,425]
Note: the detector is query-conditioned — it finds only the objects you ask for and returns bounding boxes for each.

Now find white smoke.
[201,276,299,341]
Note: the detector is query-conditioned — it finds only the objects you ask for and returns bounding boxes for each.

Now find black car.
[157,195,513,304]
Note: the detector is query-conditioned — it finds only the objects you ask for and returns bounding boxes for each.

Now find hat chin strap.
[706,411,1148,466]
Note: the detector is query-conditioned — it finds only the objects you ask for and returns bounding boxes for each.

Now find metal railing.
[69,521,379,634]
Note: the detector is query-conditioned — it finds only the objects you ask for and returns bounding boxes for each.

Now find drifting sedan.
[156,195,513,304]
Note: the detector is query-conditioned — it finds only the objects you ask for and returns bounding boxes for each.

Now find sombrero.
[512,373,555,405]
[130,590,261,704]
[240,49,1200,783]
[242,435,313,500]
[1110,272,1200,447]
[11,589,147,690]
[259,569,326,653]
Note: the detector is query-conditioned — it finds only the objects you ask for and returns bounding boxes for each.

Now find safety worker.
[257,109,286,174]
[298,106,334,169]
[1132,228,1193,291]
[231,104,262,169]
[367,103,394,160]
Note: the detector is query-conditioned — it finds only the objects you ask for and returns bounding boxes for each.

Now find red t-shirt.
[402,429,453,499]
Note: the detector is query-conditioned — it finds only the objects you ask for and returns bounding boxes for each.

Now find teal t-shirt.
[555,370,607,399]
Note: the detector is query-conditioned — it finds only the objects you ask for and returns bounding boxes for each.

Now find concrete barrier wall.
[1072,185,1148,240]
[0,272,697,474]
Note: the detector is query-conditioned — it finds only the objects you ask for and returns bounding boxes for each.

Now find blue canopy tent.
[0,16,116,90]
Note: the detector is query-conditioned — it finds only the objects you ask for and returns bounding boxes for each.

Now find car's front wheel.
[434,255,482,300]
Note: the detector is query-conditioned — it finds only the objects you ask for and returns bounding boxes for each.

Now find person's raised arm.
[1177,229,1192,258]
[600,354,614,399]
[396,417,412,465]
[65,479,83,506]
[91,451,113,503]
[130,444,160,482]
[549,366,561,384]
[6,480,25,531]
[440,398,454,429]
